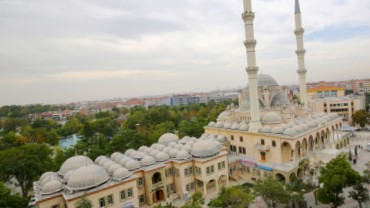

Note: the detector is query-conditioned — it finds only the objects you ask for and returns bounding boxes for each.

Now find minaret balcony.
[294,28,305,36]
[244,40,257,48]
[242,11,255,21]
[246,66,259,74]
[295,49,306,56]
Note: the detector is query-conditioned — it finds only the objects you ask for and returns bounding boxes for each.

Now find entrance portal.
[152,189,164,203]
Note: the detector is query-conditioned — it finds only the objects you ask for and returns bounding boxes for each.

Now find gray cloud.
[0,0,369,105]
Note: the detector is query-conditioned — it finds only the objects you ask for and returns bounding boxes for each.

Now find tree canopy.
[254,176,290,208]
[316,156,361,208]
[208,185,255,208]
[352,110,369,128]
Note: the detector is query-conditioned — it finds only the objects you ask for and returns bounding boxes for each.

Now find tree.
[0,182,28,208]
[75,194,92,208]
[352,110,369,128]
[182,192,204,208]
[348,178,369,208]
[316,156,361,208]
[254,176,290,208]
[0,144,54,197]
[208,186,255,208]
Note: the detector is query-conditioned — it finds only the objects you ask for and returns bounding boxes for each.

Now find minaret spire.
[294,0,308,107]
[242,0,261,132]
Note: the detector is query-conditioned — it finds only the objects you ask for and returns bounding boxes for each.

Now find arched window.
[152,172,162,184]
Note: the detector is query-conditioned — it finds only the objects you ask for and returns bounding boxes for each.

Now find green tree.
[75,194,92,208]
[209,186,255,208]
[254,176,290,208]
[182,192,204,208]
[352,110,369,128]
[316,156,361,208]
[0,144,55,197]
[348,178,369,208]
[0,182,28,208]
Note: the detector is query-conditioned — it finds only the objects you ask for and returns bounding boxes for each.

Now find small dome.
[40,173,60,187]
[223,122,232,129]
[186,141,194,147]
[271,126,284,134]
[67,165,109,191]
[294,119,303,125]
[155,152,169,162]
[158,133,179,146]
[216,135,226,143]
[175,144,183,150]
[293,125,303,133]
[283,128,297,136]
[261,112,283,124]
[98,157,110,166]
[308,121,317,128]
[150,143,159,149]
[40,172,57,182]
[168,142,177,148]
[181,145,192,153]
[169,149,178,158]
[94,156,107,164]
[125,149,135,155]
[102,160,116,170]
[125,160,141,171]
[176,150,191,160]
[138,146,149,152]
[208,121,216,127]
[112,168,131,180]
[300,124,309,131]
[108,164,122,176]
[141,156,156,166]
[217,111,230,120]
[239,122,249,131]
[149,149,160,157]
[213,140,222,149]
[280,124,289,130]
[144,148,153,154]
[119,156,131,166]
[112,153,125,163]
[163,147,172,154]
[41,180,63,195]
[129,151,145,160]
[110,152,120,161]
[231,122,240,130]
[260,126,272,133]
[215,122,223,128]
[60,155,93,175]
[191,140,219,158]
[155,144,165,151]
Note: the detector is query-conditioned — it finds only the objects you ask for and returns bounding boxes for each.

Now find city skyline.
[0,0,369,105]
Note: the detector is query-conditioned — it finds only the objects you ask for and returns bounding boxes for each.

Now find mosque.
[30,0,349,208]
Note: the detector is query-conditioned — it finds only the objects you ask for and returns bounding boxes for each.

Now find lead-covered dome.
[125,160,141,171]
[67,164,109,191]
[191,140,219,158]
[41,180,63,195]
[257,74,278,87]
[112,167,131,180]
[176,150,191,160]
[60,155,93,175]
[155,152,169,162]
[158,133,179,146]
[141,155,156,166]
[261,112,283,124]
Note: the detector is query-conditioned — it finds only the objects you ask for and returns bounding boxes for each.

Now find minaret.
[242,0,261,132]
[294,0,308,107]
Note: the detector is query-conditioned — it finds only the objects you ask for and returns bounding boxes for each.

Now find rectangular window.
[100,198,105,208]
[127,188,133,198]
[190,182,194,190]
[168,168,173,175]
[222,161,225,168]
[138,178,143,187]
[107,195,114,205]
[218,162,221,170]
[211,165,214,173]
[186,184,190,192]
[272,141,276,147]
[52,205,60,208]
[240,136,243,142]
[185,168,189,176]
[243,147,246,154]
[120,191,126,200]
[231,135,234,140]
[170,183,175,193]
[206,167,210,175]
[189,167,193,174]
[139,195,145,204]
[261,139,265,145]
[239,146,242,153]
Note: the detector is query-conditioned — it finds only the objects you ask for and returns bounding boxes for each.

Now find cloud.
[0,0,369,105]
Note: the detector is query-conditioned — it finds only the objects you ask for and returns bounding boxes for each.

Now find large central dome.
[257,74,278,87]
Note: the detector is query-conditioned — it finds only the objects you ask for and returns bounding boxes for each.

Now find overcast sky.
[0,0,369,106]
